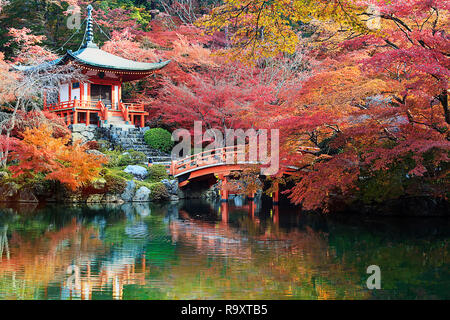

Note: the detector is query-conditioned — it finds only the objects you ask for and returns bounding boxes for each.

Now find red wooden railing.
[98,101,108,121]
[170,145,265,176]
[122,102,145,112]
[45,99,100,112]
[45,99,145,114]
[118,102,129,122]
[170,145,320,177]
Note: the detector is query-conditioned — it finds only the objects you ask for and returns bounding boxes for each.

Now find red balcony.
[44,99,148,127]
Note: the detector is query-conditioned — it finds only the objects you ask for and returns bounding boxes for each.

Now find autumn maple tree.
[268,0,449,211]
[9,125,106,190]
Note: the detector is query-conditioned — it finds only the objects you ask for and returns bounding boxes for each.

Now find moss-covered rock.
[150,182,169,202]
[147,164,169,182]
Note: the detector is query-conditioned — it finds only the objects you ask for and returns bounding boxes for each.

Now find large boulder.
[72,132,86,143]
[121,180,136,202]
[103,194,124,204]
[91,177,107,190]
[82,131,95,141]
[133,186,151,202]
[0,171,9,180]
[86,150,106,157]
[124,165,148,180]
[161,179,178,195]
[63,194,83,203]
[0,182,19,201]
[86,194,104,203]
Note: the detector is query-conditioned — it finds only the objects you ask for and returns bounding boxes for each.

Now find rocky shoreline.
[0,163,183,204]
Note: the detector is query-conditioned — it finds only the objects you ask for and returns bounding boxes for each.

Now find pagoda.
[15,5,170,128]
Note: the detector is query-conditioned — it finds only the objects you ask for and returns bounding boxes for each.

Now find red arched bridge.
[159,145,320,204]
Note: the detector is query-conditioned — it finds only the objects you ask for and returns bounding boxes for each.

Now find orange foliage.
[9,125,107,190]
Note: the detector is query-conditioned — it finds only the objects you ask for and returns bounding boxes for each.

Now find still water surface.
[0,198,449,300]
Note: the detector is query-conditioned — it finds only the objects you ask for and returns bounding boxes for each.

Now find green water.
[0,199,448,300]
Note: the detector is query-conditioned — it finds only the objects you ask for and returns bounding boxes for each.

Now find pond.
[0,198,449,300]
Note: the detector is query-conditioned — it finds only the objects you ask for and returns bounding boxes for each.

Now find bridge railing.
[171,145,259,176]
[170,145,321,177]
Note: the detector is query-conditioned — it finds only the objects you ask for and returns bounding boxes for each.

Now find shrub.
[97,140,112,152]
[150,182,169,201]
[106,167,134,180]
[84,141,99,150]
[118,150,147,166]
[147,164,168,182]
[104,174,128,194]
[103,150,122,167]
[144,128,173,153]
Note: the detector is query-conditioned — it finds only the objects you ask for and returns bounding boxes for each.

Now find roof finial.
[83,4,97,48]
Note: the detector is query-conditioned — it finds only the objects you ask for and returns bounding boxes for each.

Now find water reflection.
[0,200,449,300]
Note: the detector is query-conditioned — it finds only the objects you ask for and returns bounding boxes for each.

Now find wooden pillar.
[221,176,229,202]
[272,182,279,205]
[140,114,145,128]
[67,111,71,125]
[73,110,78,124]
[86,111,90,126]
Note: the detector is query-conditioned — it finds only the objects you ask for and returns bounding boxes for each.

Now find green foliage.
[147,164,169,182]
[103,149,147,167]
[357,169,407,204]
[97,140,112,152]
[104,173,128,194]
[118,150,147,166]
[103,150,122,168]
[150,182,169,202]
[104,167,134,180]
[144,128,173,153]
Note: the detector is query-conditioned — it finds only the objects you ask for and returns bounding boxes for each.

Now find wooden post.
[221,176,229,202]
[86,111,90,126]
[273,182,279,205]
[140,114,145,128]
[73,110,78,124]
[67,111,71,125]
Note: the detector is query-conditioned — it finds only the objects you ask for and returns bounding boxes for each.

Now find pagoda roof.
[13,5,169,79]
[67,46,170,72]
[14,46,170,74]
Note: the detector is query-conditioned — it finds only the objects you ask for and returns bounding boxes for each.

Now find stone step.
[98,123,170,162]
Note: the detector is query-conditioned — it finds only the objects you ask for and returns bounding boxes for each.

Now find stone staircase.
[102,115,135,131]
[98,125,172,163]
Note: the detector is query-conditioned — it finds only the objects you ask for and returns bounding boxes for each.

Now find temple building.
[15,5,170,128]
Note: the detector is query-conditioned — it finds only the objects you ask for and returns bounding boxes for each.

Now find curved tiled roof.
[67,46,170,71]
[14,47,170,73]
[13,5,170,75]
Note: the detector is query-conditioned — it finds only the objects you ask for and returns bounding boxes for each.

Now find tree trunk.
[438,90,449,124]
